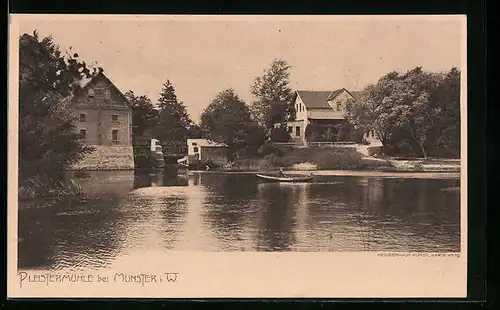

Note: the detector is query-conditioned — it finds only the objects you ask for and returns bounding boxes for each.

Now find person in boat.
[205,157,212,171]
[278,167,285,177]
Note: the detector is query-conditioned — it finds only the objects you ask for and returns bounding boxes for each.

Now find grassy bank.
[225,147,396,171]
[214,147,460,172]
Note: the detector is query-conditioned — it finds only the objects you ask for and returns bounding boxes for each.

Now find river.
[18,169,461,271]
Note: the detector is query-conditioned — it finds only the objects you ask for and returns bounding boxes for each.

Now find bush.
[312,149,363,170]
[258,153,288,170]
[258,143,284,157]
[269,127,291,142]
[270,147,363,170]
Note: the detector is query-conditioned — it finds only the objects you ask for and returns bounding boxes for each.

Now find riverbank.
[195,157,460,173]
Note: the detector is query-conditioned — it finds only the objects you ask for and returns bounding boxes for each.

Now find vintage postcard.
[8,14,467,298]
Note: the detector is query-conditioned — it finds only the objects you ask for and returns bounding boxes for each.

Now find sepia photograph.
[8,14,467,298]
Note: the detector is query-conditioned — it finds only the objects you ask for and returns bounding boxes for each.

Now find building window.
[336,102,342,111]
[105,89,111,99]
[288,126,293,132]
[79,113,86,122]
[192,143,198,146]
[111,114,118,122]
[79,129,86,139]
[295,126,301,137]
[193,146,199,153]
[88,88,95,98]
[112,130,119,142]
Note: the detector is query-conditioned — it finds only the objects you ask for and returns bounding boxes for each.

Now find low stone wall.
[70,145,135,170]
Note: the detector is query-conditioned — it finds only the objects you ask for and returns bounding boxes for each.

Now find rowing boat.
[255,173,314,182]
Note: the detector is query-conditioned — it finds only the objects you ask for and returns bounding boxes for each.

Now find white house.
[181,139,228,167]
[283,88,381,145]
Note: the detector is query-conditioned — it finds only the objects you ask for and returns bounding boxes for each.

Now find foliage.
[336,120,365,143]
[344,67,461,158]
[155,80,193,143]
[304,124,338,142]
[250,59,294,130]
[283,148,363,170]
[19,31,94,185]
[200,89,265,161]
[124,90,159,139]
[188,123,203,139]
[19,175,83,201]
[269,127,291,142]
[430,68,461,157]
[257,143,285,157]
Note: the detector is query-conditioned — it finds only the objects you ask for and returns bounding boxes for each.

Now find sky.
[14,15,464,123]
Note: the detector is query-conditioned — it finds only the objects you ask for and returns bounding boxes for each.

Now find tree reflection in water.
[199,173,260,250]
[255,183,301,251]
[19,171,461,271]
[18,171,134,270]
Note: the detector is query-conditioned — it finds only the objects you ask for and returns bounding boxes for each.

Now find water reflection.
[255,183,302,251]
[18,171,134,270]
[134,168,188,188]
[18,170,461,271]
[201,174,259,251]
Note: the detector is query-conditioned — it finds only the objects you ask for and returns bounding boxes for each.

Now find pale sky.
[14,15,464,123]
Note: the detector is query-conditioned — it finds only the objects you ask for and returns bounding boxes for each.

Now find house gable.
[68,72,132,110]
[69,71,133,146]
[326,88,355,112]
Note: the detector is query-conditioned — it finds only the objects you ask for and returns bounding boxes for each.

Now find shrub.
[269,127,291,142]
[258,143,284,157]
[312,149,363,170]
[274,147,363,170]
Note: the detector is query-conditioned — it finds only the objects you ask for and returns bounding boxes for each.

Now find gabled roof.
[294,88,356,110]
[62,71,133,107]
[295,91,332,109]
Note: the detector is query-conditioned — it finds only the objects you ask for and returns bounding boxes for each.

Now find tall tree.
[200,89,265,161]
[19,31,94,183]
[124,90,158,139]
[188,123,203,139]
[250,59,294,130]
[431,68,461,157]
[155,80,193,144]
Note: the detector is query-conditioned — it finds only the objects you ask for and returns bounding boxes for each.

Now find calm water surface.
[18,170,461,271]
